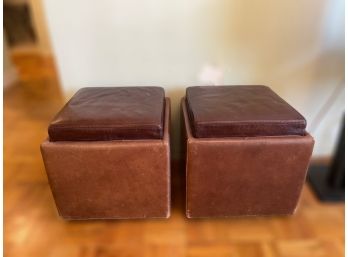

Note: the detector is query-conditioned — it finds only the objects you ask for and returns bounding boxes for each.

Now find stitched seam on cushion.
[194,122,306,127]
[49,124,163,129]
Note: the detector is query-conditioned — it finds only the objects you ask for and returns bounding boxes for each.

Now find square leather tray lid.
[186,85,306,138]
[48,87,165,141]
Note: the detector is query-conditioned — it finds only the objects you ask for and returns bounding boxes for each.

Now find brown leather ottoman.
[41,87,171,219]
[182,86,314,218]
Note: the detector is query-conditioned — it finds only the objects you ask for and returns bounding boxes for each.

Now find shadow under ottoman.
[41,87,170,219]
[182,86,314,218]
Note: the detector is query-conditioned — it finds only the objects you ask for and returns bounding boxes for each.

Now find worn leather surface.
[40,99,171,219]
[182,99,314,218]
[186,86,306,138]
[48,87,165,141]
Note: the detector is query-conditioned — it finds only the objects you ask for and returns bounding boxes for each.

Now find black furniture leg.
[308,118,345,202]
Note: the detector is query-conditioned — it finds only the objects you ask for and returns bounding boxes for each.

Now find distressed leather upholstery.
[41,95,171,220]
[186,86,306,138]
[182,87,314,218]
[48,87,165,141]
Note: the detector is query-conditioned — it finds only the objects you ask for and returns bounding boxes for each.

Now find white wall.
[43,0,344,159]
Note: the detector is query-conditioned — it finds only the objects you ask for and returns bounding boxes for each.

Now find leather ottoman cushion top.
[48,87,165,141]
[186,85,306,138]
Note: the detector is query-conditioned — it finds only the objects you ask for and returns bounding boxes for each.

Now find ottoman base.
[41,99,171,220]
[182,98,314,218]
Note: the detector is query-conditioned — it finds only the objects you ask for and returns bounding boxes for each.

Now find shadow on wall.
[199,0,343,91]
[167,88,185,160]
